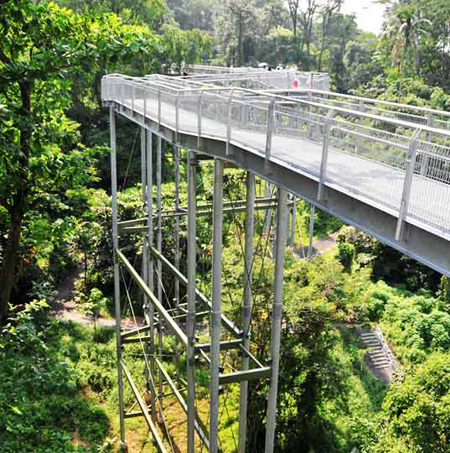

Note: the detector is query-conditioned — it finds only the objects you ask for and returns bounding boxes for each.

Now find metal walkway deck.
[102,73,450,275]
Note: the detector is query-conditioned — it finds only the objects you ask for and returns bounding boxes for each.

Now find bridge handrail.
[302,88,450,119]
[103,74,450,141]
[102,74,450,237]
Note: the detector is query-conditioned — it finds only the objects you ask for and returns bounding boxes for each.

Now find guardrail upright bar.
[143,88,147,124]
[395,129,421,241]
[146,131,156,421]
[317,110,334,201]
[265,99,276,163]
[158,88,162,130]
[238,172,256,453]
[265,187,289,453]
[210,159,224,453]
[226,90,234,155]
[110,106,126,447]
[175,93,180,142]
[187,151,197,453]
[197,91,202,148]
[421,112,434,175]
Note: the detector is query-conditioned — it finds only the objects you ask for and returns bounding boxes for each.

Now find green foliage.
[216,239,377,451]
[336,226,441,294]
[0,301,109,452]
[337,242,355,272]
[367,353,450,453]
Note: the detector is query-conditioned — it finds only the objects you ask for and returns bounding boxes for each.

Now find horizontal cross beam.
[219,366,272,385]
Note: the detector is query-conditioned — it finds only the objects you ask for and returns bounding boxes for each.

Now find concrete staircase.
[360,331,391,370]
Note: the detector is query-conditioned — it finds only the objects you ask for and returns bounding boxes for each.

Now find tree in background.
[57,0,169,31]
[317,0,343,72]
[381,1,430,96]
[215,0,256,66]
[298,0,319,69]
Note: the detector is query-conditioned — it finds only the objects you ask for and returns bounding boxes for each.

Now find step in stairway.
[360,331,392,371]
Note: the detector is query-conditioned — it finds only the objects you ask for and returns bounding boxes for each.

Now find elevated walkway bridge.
[103,71,450,275]
[102,68,450,453]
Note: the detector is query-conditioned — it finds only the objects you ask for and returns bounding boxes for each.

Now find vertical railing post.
[146,131,156,422]
[265,98,276,163]
[395,129,421,241]
[158,87,162,130]
[421,112,433,175]
[238,172,255,453]
[187,151,197,453]
[317,110,334,201]
[226,90,234,156]
[110,106,126,448]
[131,82,135,115]
[307,92,313,139]
[265,187,289,453]
[197,90,202,148]
[209,159,224,453]
[175,93,180,143]
[143,87,147,124]
[356,100,364,155]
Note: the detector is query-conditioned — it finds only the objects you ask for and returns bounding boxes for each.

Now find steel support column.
[156,136,163,407]
[209,159,224,453]
[141,127,148,299]
[265,188,289,453]
[238,171,256,453]
[140,126,151,409]
[187,151,197,453]
[110,106,126,446]
[146,131,156,421]
[174,146,181,307]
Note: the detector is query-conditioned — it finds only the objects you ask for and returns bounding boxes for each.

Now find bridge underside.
[114,101,450,277]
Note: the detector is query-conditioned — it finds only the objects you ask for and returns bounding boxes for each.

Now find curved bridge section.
[102,73,450,275]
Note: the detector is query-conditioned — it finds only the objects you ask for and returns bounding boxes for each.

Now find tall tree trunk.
[237,10,243,67]
[318,41,325,72]
[399,47,406,98]
[0,81,32,324]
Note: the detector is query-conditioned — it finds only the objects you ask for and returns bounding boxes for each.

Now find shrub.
[337,242,355,272]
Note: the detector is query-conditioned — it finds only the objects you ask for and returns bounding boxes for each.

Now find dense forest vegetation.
[1,0,450,452]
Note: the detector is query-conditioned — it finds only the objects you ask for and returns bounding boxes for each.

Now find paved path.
[293,232,338,259]
[50,268,141,330]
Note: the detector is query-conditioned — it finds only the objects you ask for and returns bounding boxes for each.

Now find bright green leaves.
[373,353,450,452]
